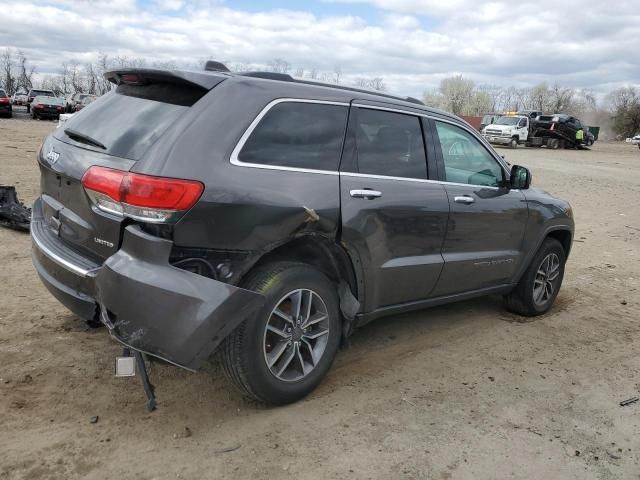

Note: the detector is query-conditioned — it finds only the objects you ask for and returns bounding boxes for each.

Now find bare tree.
[549,84,574,113]
[267,58,290,74]
[1,48,16,95]
[354,77,387,91]
[477,84,502,113]
[606,86,640,137]
[439,75,474,115]
[96,53,113,95]
[333,65,342,84]
[16,51,35,93]
[85,63,97,94]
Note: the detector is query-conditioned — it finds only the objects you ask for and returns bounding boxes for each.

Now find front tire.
[220,262,342,405]
[509,137,518,149]
[504,238,566,316]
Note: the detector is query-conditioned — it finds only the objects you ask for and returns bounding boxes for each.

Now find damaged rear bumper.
[31,198,265,370]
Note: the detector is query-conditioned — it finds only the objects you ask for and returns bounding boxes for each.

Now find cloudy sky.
[1,0,639,97]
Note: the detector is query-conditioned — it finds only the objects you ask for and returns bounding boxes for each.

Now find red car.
[0,89,12,117]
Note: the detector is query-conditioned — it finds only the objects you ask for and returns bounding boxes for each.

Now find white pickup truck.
[482,115,530,148]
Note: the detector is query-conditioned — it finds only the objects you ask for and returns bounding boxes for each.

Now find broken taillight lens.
[81,166,204,223]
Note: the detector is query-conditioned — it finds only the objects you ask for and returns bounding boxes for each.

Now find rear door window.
[53,82,206,161]
[237,102,348,171]
[353,108,427,179]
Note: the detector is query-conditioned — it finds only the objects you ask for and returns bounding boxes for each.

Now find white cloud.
[0,0,638,97]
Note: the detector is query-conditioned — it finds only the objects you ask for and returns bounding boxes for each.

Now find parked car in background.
[31,65,574,406]
[26,89,56,113]
[12,92,28,106]
[30,96,64,120]
[74,95,97,111]
[65,93,96,113]
[630,134,640,145]
[0,89,12,117]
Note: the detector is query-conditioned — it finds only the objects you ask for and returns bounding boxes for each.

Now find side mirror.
[510,165,531,189]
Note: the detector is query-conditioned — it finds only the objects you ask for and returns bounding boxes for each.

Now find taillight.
[0,97,8,103]
[35,104,44,109]
[56,106,62,111]
[81,166,204,223]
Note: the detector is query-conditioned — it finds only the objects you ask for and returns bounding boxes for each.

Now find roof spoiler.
[204,60,230,72]
[104,68,226,90]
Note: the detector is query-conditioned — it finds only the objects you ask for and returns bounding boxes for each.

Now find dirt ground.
[1,113,639,480]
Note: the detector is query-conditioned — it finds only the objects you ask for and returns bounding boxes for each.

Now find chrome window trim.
[229,98,348,176]
[228,97,511,185]
[32,228,97,277]
[351,102,512,173]
[339,171,514,191]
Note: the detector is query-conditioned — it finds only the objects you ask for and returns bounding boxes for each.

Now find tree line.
[2,48,638,137]
[424,75,639,138]
[0,49,388,98]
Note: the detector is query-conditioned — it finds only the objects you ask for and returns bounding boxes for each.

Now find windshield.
[34,96,64,105]
[495,116,520,126]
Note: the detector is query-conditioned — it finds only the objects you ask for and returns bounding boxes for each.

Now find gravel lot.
[1,116,639,480]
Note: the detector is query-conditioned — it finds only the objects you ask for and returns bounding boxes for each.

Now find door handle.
[350,189,382,199]
[454,195,475,204]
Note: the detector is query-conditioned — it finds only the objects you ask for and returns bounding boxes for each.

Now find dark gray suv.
[31,66,574,405]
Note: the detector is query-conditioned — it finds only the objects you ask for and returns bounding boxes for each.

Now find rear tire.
[504,238,566,317]
[220,262,342,405]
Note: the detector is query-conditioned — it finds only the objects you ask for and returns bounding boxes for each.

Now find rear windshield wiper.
[64,128,107,150]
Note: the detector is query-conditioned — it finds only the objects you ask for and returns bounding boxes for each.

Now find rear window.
[30,90,54,97]
[237,102,348,171]
[34,96,63,105]
[54,82,206,161]
[0,90,6,97]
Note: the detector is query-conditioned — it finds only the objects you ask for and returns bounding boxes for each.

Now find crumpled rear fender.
[96,225,265,370]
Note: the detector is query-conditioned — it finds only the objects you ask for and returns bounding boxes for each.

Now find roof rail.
[204,61,230,72]
[199,65,426,107]
[405,96,425,106]
[240,72,294,82]
[294,78,425,107]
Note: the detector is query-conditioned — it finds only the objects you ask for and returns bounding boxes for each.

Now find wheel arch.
[512,225,573,285]
[546,228,572,260]
[241,235,363,335]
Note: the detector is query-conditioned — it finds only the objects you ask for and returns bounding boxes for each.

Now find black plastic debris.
[619,397,639,407]
[0,186,31,232]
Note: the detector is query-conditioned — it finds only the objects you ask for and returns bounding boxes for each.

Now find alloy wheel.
[533,253,561,307]
[263,289,330,382]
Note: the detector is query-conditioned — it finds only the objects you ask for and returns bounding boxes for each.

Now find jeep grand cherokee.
[31,66,574,405]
